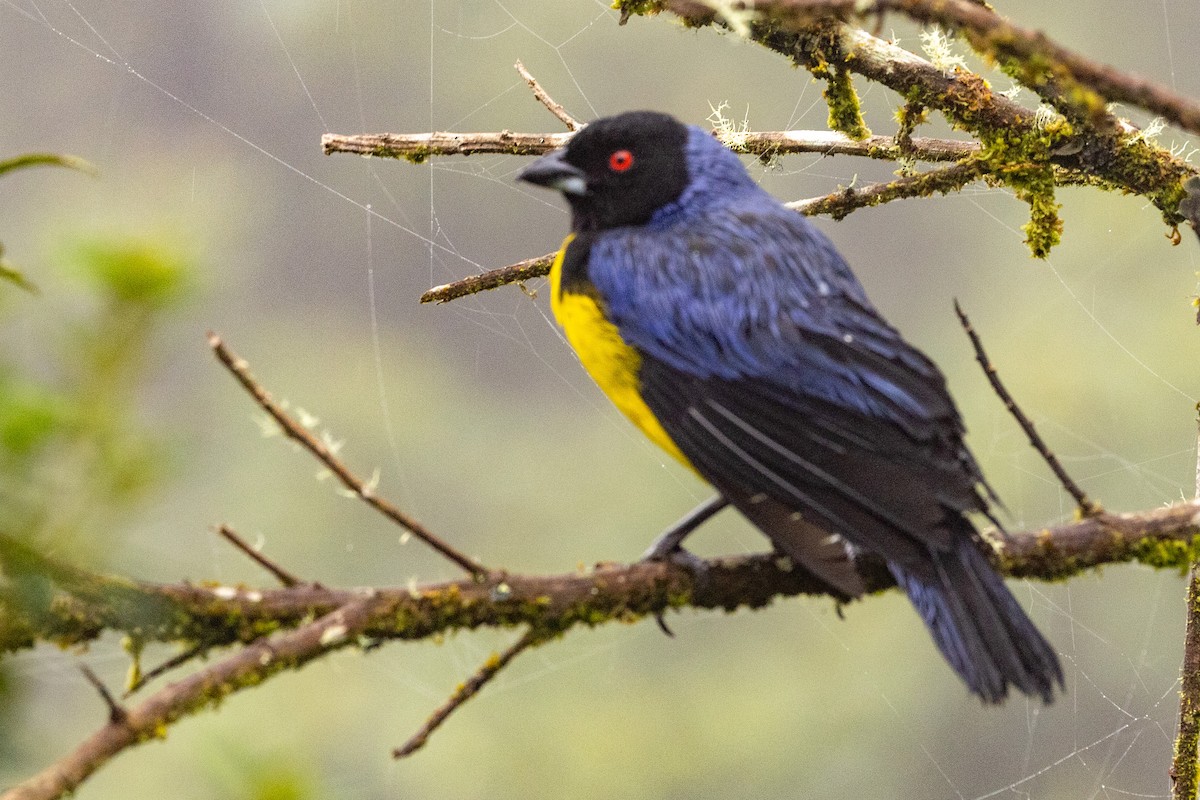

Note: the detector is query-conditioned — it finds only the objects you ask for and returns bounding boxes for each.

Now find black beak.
[517,148,587,196]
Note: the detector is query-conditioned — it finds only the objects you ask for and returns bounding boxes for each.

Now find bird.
[517,110,1062,704]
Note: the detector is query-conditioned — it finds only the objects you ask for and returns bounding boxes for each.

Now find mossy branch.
[5,501,1200,660]
[5,450,1200,800]
[752,0,1200,137]
[614,0,1198,254]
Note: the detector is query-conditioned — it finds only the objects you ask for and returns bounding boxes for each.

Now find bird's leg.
[642,495,730,637]
[640,494,730,561]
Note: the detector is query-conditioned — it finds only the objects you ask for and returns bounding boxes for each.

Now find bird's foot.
[640,495,729,637]
[641,544,713,638]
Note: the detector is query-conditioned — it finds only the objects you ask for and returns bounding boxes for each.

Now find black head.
[517,111,690,232]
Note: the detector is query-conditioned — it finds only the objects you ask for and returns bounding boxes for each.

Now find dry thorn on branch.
[206,332,490,578]
[216,524,303,587]
[954,302,1100,517]
[514,60,581,131]
[394,628,545,758]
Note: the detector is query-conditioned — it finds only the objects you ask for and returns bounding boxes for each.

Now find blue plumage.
[519,111,1062,704]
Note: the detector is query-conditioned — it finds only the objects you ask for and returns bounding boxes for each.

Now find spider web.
[1,1,1199,798]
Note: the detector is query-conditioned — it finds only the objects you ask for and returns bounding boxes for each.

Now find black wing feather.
[638,352,987,581]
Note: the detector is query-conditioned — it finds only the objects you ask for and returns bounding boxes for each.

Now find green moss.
[969,117,1075,258]
[1010,167,1062,258]
[609,0,664,18]
[992,49,1110,131]
[1130,536,1200,575]
[992,530,1086,582]
[893,93,929,173]
[941,71,1004,133]
[820,66,871,141]
[1114,134,1192,225]
[799,23,870,142]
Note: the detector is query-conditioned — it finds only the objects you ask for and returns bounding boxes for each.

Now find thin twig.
[78,665,127,725]
[207,333,490,578]
[321,130,572,159]
[420,252,555,304]
[786,160,987,218]
[215,524,303,587]
[954,301,1101,517]
[394,628,545,758]
[514,60,580,131]
[1171,415,1200,800]
[124,644,207,696]
[322,127,978,162]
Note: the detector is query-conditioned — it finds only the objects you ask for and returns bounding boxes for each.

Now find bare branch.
[732,129,977,161]
[124,644,207,696]
[215,524,303,587]
[786,160,987,218]
[207,333,490,579]
[321,130,572,160]
[322,127,978,162]
[421,252,555,304]
[78,665,127,725]
[393,628,545,758]
[954,302,1101,517]
[514,60,581,131]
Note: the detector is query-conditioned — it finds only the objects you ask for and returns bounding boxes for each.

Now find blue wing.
[588,201,990,575]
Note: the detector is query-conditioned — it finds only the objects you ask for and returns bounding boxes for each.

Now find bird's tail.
[890,533,1063,704]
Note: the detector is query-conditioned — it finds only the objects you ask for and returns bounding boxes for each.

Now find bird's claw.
[642,544,713,637]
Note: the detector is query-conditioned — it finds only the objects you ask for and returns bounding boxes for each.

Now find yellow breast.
[549,235,693,470]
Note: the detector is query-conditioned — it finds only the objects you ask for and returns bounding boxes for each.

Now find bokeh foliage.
[0,156,191,763]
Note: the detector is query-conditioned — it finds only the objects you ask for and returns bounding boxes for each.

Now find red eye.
[608,149,634,172]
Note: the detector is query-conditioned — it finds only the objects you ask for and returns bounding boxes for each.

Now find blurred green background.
[2,1,1200,797]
